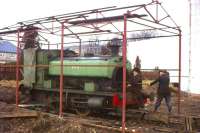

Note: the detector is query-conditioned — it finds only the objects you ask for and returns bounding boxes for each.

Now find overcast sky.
[0,0,199,93]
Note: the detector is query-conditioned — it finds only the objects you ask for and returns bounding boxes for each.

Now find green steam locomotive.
[19,29,146,115]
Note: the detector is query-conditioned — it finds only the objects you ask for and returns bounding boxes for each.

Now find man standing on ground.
[150,70,172,113]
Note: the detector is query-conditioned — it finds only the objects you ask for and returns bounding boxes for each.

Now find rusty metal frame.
[122,14,127,133]
[0,1,181,133]
[15,30,20,107]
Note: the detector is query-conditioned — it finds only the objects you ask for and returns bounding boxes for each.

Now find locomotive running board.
[34,87,115,96]
[18,104,46,108]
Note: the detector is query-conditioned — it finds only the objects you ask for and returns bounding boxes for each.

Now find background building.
[0,40,16,63]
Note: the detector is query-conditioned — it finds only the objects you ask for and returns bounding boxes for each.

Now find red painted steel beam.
[68,14,146,25]
[64,30,110,36]
[79,38,81,56]
[59,23,64,117]
[52,17,55,34]
[128,19,178,35]
[122,14,127,133]
[159,4,178,28]
[178,29,182,114]
[16,30,20,107]
[99,12,121,33]
[188,0,192,92]
[138,17,179,31]
[0,27,40,35]
[144,6,157,23]
[19,6,116,25]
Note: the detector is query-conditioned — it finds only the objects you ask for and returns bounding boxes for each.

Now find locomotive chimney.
[107,38,121,56]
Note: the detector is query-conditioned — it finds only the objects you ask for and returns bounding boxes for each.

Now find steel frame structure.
[0,1,181,133]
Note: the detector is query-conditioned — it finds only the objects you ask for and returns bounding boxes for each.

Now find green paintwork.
[84,82,96,92]
[22,49,132,90]
[35,51,48,87]
[35,50,59,88]
[49,57,132,79]
[23,49,36,88]
[44,80,52,88]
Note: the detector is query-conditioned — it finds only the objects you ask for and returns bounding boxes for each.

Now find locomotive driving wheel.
[19,85,32,103]
[75,108,91,116]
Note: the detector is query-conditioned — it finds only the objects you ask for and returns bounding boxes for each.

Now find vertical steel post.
[156,0,158,22]
[178,29,182,114]
[188,0,192,93]
[49,17,54,51]
[122,14,127,133]
[16,30,20,107]
[79,38,82,56]
[59,22,64,117]
[52,17,54,34]
[48,43,50,51]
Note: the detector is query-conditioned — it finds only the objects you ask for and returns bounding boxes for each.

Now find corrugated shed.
[0,41,16,53]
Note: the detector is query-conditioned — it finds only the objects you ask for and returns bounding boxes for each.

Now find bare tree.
[131,30,157,41]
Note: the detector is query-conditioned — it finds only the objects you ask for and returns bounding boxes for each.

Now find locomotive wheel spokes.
[75,108,90,116]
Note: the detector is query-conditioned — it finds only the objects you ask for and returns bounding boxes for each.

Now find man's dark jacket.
[150,73,171,96]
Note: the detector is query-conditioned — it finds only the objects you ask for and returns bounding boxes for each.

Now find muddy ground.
[0,101,112,133]
[0,81,200,133]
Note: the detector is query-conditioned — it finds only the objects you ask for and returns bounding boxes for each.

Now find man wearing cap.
[150,70,172,113]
